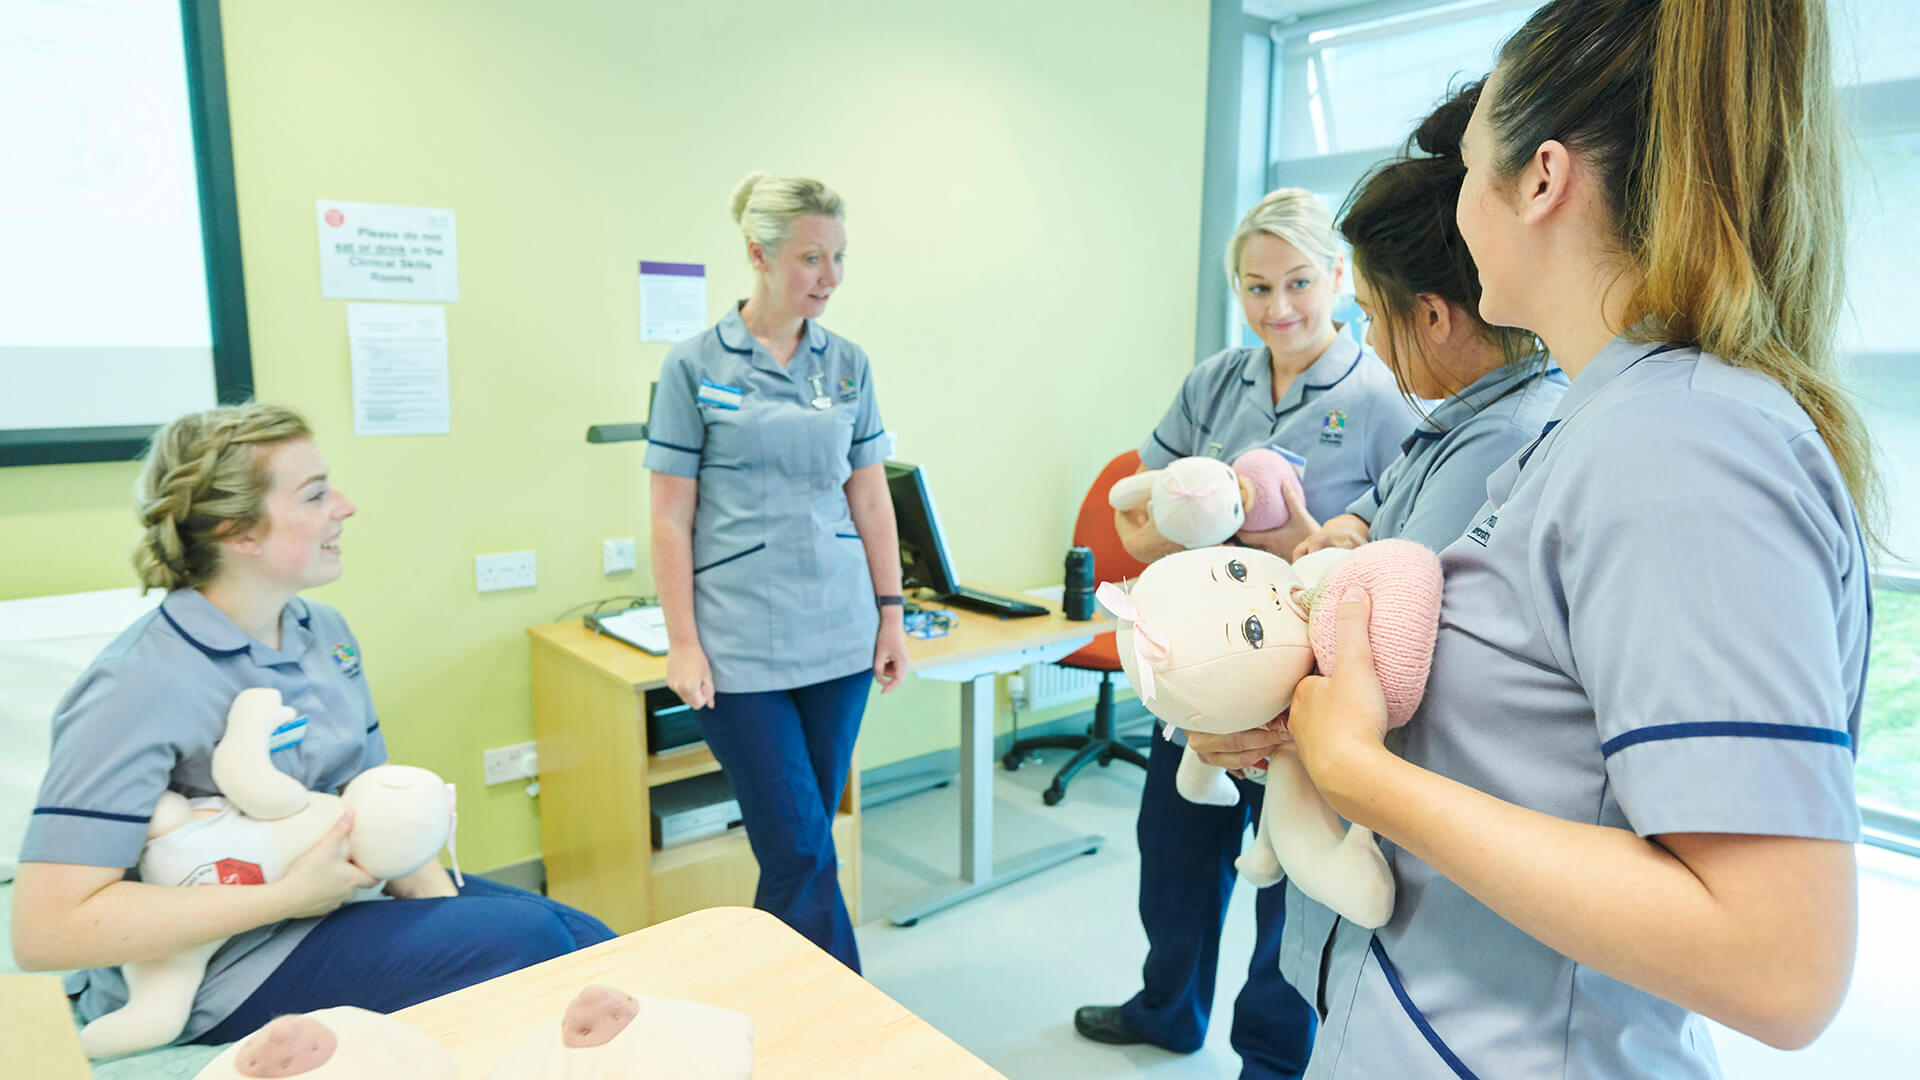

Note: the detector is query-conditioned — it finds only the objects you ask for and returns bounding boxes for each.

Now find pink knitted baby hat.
[1305,539,1443,729]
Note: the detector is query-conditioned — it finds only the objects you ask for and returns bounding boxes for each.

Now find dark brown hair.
[1339,80,1540,402]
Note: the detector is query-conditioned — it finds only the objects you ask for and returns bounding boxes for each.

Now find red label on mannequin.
[215,859,265,886]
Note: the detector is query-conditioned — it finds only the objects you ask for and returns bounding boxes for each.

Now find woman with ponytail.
[1193,2,1874,1075]
[645,172,907,972]
[13,404,612,1050]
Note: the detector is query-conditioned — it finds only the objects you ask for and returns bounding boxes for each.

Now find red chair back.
[1060,450,1149,673]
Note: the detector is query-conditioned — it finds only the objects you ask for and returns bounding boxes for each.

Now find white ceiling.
[1242,0,1384,21]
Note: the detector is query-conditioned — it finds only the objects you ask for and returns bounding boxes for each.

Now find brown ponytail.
[133,404,312,591]
[1489,0,1882,542]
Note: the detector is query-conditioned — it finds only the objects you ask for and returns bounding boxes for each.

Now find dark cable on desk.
[552,594,657,623]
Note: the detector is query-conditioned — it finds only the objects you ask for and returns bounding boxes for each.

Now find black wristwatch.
[876,594,905,608]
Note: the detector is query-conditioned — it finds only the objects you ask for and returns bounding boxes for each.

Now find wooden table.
[0,975,91,1080]
[394,906,1005,1078]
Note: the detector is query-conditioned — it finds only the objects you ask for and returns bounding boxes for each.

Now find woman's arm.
[1114,464,1184,563]
[384,861,458,899]
[845,462,909,691]
[1287,593,1856,1050]
[650,472,712,709]
[11,812,376,971]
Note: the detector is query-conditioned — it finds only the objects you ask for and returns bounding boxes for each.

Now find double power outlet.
[473,537,636,594]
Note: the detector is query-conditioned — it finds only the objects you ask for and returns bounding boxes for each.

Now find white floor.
[853,742,1920,1079]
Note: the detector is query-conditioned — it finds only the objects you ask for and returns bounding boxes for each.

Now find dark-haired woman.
[1291,80,1565,563]
[1197,1,1874,1076]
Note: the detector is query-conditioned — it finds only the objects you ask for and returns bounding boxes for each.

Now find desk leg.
[887,674,1103,927]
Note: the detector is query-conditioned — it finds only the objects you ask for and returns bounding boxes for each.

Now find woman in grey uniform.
[646,171,908,973]
[1077,189,1411,1080]
[1277,81,1567,1014]
[1292,81,1564,561]
[1203,2,1875,1076]
[12,404,612,1048]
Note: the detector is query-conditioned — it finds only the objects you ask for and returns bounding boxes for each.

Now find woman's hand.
[1286,587,1395,806]
[1292,513,1371,561]
[667,644,715,710]
[1238,482,1320,561]
[275,811,377,920]
[1187,719,1292,773]
[384,861,458,900]
[874,611,910,692]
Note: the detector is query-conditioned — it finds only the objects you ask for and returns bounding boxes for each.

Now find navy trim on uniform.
[810,340,828,356]
[1410,428,1445,441]
[1370,937,1483,1080]
[1516,420,1560,471]
[835,532,860,540]
[366,721,381,733]
[693,543,767,575]
[159,605,249,658]
[1600,722,1853,758]
[33,806,149,825]
[1303,354,1362,392]
[714,325,754,356]
[647,438,701,455]
[1151,431,1182,458]
[851,429,885,445]
[290,600,313,629]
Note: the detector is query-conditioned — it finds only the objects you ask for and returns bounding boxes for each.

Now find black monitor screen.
[884,460,959,596]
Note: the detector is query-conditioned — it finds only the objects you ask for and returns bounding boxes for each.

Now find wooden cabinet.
[527,621,859,934]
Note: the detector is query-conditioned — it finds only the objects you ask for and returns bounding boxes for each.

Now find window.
[1231,0,1920,834]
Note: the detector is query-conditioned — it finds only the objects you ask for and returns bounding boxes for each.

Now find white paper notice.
[317,200,460,302]
[347,303,450,436]
[639,261,706,343]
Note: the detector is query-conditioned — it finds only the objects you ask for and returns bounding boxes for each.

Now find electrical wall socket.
[483,741,539,785]
[603,537,636,575]
[475,550,537,593]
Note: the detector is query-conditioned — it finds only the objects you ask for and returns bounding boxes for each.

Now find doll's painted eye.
[1242,614,1265,648]
[1227,560,1248,583]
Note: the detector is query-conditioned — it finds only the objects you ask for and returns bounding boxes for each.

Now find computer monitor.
[885,460,961,595]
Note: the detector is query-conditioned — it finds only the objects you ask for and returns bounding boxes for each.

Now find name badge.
[269,716,309,753]
[698,378,744,410]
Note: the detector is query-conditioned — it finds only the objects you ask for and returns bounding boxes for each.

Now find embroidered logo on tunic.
[1467,511,1499,547]
[1320,411,1351,445]
[331,643,363,679]
[837,375,858,402]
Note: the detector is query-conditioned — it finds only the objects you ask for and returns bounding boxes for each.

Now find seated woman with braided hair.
[8,403,614,1050]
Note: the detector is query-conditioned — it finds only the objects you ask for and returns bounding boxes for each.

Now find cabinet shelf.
[647,744,721,787]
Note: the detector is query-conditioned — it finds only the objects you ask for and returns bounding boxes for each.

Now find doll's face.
[1116,547,1315,734]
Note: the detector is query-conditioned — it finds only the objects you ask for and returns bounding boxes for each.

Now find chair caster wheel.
[1097,749,1114,767]
[1002,751,1023,771]
[1043,784,1065,806]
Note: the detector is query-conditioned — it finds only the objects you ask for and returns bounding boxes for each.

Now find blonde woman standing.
[12,404,612,1050]
[1079,189,1412,1079]
[646,171,908,971]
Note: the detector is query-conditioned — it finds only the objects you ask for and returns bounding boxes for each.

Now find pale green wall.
[0,0,1206,870]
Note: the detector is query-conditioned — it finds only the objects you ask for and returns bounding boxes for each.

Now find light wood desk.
[394,905,1005,1078]
[527,587,1114,933]
[0,975,91,1080]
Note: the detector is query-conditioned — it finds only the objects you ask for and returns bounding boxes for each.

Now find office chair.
[1003,450,1154,805]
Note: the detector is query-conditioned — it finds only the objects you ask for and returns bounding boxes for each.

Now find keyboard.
[942,585,1048,619]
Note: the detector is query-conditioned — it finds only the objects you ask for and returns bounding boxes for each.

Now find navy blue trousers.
[697,669,867,972]
[1120,726,1315,1079]
[197,875,614,1044]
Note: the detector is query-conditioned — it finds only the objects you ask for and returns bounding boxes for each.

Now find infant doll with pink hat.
[1107,446,1306,549]
[1096,540,1441,927]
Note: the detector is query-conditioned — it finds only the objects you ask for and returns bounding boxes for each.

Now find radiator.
[1019,662,1108,711]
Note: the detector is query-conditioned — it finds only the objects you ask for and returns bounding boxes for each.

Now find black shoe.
[1074,1004,1146,1045]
